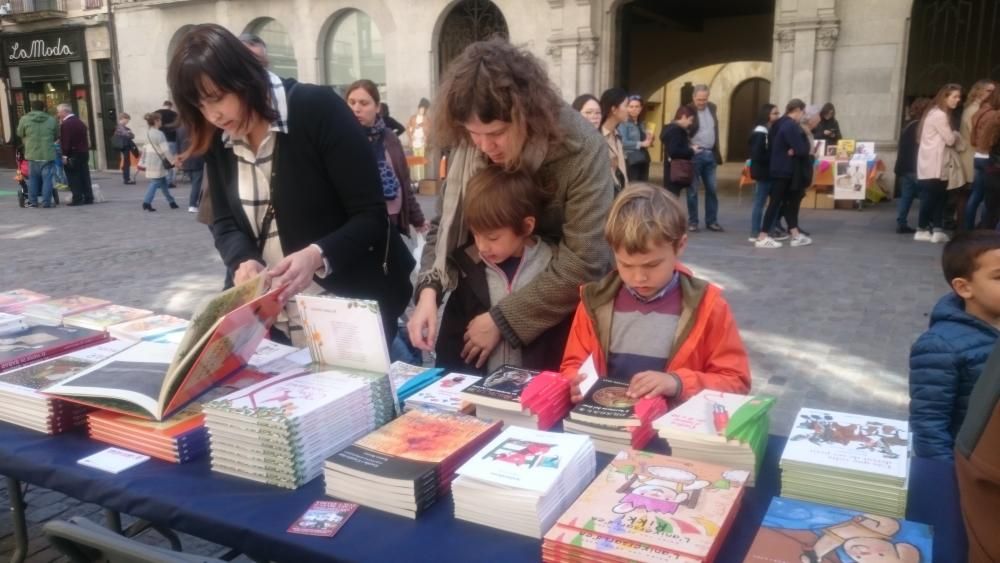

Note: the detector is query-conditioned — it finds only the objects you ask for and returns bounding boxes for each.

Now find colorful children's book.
[43,278,283,420]
[551,450,747,562]
[0,324,109,373]
[0,289,49,314]
[295,294,389,373]
[404,372,481,414]
[64,304,153,332]
[571,378,640,426]
[743,496,933,563]
[108,314,189,341]
[288,501,358,537]
[21,295,111,325]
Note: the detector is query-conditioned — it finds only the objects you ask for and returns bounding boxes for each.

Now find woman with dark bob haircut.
[167,24,413,343]
[407,38,613,371]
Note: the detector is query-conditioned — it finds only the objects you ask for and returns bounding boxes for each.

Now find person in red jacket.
[561,183,751,404]
[57,103,93,205]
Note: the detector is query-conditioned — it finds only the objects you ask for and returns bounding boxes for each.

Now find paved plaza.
[0,165,947,561]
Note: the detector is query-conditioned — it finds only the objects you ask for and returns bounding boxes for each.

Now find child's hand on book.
[568,372,587,404]
[627,371,679,400]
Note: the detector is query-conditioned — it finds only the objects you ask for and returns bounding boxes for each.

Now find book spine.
[0,332,109,372]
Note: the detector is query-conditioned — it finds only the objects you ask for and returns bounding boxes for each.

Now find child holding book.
[434,166,571,375]
[561,183,751,404]
[910,231,1000,460]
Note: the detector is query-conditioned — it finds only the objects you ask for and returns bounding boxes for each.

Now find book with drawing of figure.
[43,277,283,421]
[0,323,110,373]
[780,408,910,517]
[0,289,49,314]
[744,496,932,563]
[404,372,481,414]
[452,426,597,537]
[323,409,502,518]
[547,449,747,562]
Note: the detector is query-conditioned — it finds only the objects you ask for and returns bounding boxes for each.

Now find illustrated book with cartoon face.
[43,276,283,421]
[570,378,640,426]
[744,496,933,563]
[547,449,747,562]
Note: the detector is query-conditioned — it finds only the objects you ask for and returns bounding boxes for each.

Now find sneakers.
[688,225,699,232]
[748,237,758,243]
[913,230,933,242]
[754,237,783,249]
[188,206,198,213]
[706,223,725,232]
[790,234,813,247]
[769,229,790,241]
[168,202,180,210]
[896,225,916,234]
[931,231,950,244]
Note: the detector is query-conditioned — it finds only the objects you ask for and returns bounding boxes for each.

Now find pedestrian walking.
[755,99,812,248]
[661,106,696,201]
[916,84,963,243]
[56,103,93,206]
[16,100,58,208]
[895,98,932,233]
[619,95,651,183]
[138,112,178,212]
[176,125,204,213]
[748,103,781,241]
[113,113,138,185]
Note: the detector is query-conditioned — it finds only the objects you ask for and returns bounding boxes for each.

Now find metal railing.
[9,0,68,14]
[83,0,102,9]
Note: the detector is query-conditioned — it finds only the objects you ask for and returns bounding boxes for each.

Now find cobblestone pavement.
[0,165,945,561]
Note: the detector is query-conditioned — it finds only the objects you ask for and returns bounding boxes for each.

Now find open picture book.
[43,276,283,421]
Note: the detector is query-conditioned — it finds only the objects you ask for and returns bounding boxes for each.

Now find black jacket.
[812,117,842,144]
[435,243,572,376]
[687,101,722,164]
[660,123,695,188]
[895,120,919,176]
[204,79,414,337]
[748,125,770,181]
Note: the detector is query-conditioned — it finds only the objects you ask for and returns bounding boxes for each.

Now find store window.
[324,10,385,97]
[245,17,298,79]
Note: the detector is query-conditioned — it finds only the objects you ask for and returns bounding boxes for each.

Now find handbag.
[669,158,694,185]
[147,132,174,170]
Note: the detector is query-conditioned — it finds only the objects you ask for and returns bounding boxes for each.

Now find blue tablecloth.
[0,422,966,562]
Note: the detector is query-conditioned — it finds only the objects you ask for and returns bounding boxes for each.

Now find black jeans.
[917,179,948,230]
[982,173,1000,230]
[761,177,801,234]
[627,160,649,183]
[65,152,93,203]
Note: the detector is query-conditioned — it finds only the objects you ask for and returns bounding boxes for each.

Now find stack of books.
[323,409,501,518]
[63,304,153,332]
[780,408,911,517]
[0,324,109,373]
[653,390,774,485]
[86,368,273,463]
[0,312,27,335]
[108,314,189,341]
[744,496,933,563]
[544,450,746,562]
[562,379,666,454]
[389,361,444,404]
[0,289,49,313]
[21,296,110,325]
[0,340,133,433]
[203,369,376,488]
[452,426,596,538]
[460,365,551,429]
[403,372,481,414]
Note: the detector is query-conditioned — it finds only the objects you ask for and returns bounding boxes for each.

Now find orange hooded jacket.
[560,265,751,403]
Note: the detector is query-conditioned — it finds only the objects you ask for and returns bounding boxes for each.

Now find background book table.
[0,421,965,563]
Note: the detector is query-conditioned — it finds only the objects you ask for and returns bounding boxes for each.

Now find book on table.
[0,312,28,335]
[63,304,153,332]
[452,426,597,538]
[544,450,747,563]
[42,276,283,421]
[388,361,444,402]
[0,339,134,434]
[203,368,377,489]
[108,314,189,342]
[0,323,110,373]
[323,409,502,518]
[20,295,111,325]
[564,378,666,454]
[296,294,397,424]
[403,372,481,414]
[0,289,49,314]
[779,407,911,517]
[743,496,933,563]
[86,366,273,464]
[461,364,569,429]
[653,389,774,485]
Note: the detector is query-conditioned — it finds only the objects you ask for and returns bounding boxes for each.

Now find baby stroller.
[15,148,59,208]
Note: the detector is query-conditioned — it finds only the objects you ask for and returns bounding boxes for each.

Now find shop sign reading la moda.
[2,30,83,65]
[8,38,74,61]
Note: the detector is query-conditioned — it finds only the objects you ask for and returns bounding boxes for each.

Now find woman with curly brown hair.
[407,38,614,370]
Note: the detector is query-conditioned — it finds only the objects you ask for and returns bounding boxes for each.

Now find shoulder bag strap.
[256,82,299,255]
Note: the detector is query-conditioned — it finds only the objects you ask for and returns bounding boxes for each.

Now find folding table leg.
[104,509,122,534]
[6,477,27,563]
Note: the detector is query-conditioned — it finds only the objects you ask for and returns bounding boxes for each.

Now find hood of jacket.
[27,111,51,123]
[930,292,999,337]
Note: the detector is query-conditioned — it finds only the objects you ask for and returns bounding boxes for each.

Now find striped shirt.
[607,272,682,382]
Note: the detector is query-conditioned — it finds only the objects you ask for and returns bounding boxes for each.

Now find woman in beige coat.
[915,84,962,243]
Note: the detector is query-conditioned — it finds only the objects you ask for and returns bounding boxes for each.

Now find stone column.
[813,26,839,105]
[577,38,598,95]
[776,29,795,105]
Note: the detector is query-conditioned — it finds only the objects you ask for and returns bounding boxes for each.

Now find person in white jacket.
[915,84,962,243]
[139,112,178,211]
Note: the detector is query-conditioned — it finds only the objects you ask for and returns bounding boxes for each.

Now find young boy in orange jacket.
[561,183,751,404]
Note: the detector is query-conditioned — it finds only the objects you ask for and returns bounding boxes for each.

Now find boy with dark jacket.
[435,166,569,375]
[561,183,750,404]
[910,231,1000,460]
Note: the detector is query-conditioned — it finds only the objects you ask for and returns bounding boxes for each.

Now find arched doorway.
[245,18,298,79]
[323,9,386,97]
[727,78,770,162]
[437,0,508,77]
